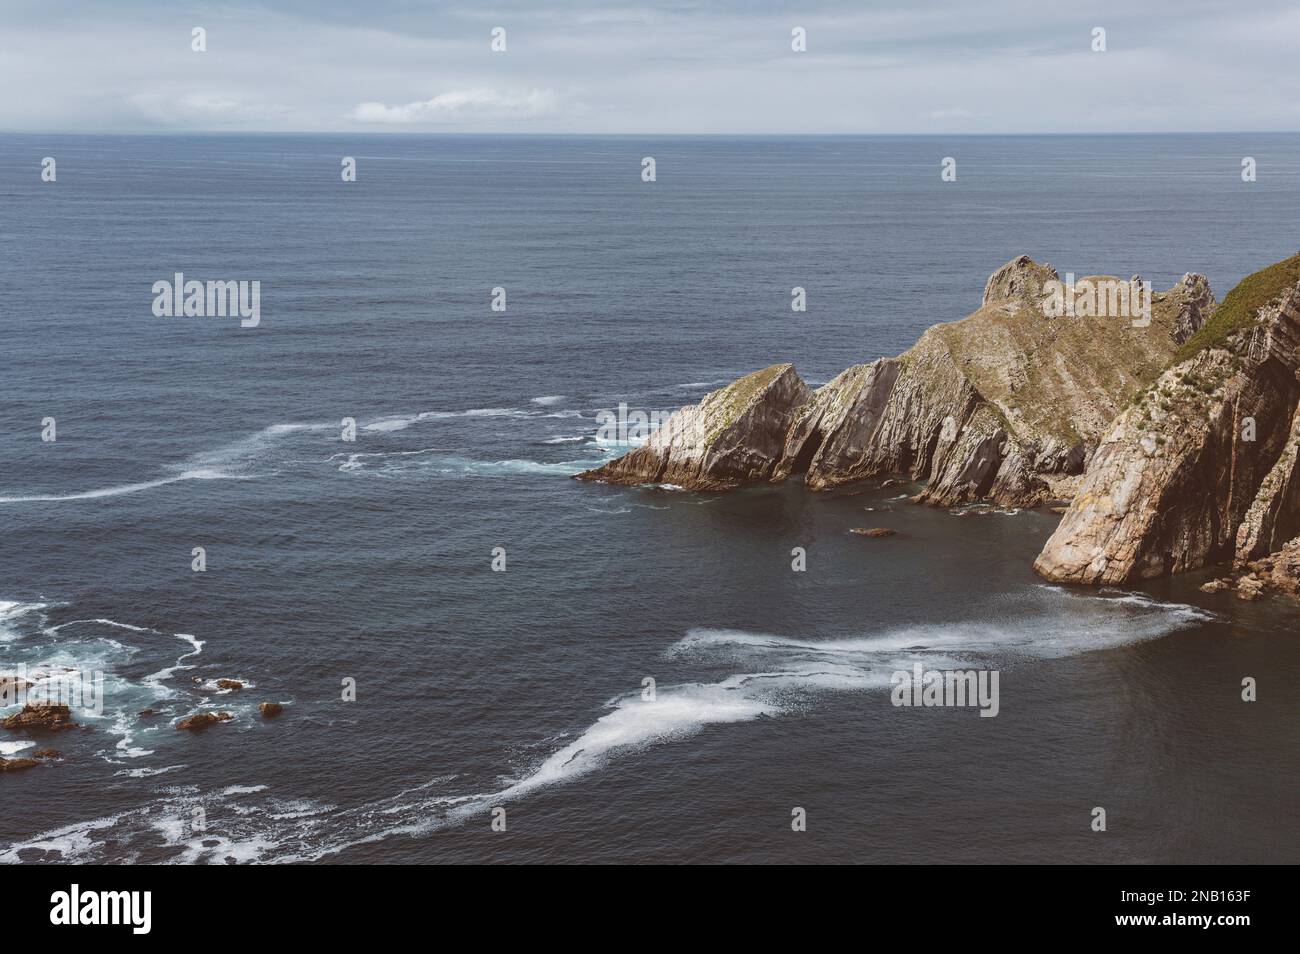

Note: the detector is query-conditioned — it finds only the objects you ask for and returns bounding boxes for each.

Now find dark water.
[0,134,1297,864]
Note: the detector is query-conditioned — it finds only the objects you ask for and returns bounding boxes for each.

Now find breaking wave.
[0,586,1213,864]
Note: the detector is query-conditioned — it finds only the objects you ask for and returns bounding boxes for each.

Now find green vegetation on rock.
[1174,252,1300,362]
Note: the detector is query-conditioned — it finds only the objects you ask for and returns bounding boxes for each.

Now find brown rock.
[32,748,60,759]
[215,679,244,691]
[138,708,154,717]
[259,702,283,718]
[0,757,39,772]
[849,527,897,537]
[1,703,76,732]
[1241,536,1300,598]
[1235,576,1265,600]
[1199,579,1231,594]
[175,711,234,731]
[1049,506,1069,515]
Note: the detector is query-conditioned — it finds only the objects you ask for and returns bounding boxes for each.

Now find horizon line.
[6,129,1300,138]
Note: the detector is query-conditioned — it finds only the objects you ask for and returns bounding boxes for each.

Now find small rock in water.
[1235,576,1265,601]
[32,748,60,759]
[1199,579,1231,594]
[176,711,234,731]
[259,702,283,718]
[850,527,897,538]
[0,757,40,772]
[215,679,244,691]
[1,703,77,732]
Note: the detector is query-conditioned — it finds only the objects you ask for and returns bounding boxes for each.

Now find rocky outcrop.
[1035,266,1300,584]
[579,257,1213,509]
[2,703,77,732]
[1243,537,1300,597]
[575,364,809,490]
[176,711,234,731]
[773,260,1212,506]
[0,757,40,772]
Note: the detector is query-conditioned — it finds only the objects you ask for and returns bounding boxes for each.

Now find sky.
[2,0,1297,134]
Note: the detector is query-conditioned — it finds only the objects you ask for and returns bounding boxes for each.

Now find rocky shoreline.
[577,253,1300,599]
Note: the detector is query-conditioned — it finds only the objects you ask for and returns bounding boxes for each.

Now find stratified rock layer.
[776,260,1214,506]
[1035,277,1300,584]
[579,258,1214,506]
[575,364,809,490]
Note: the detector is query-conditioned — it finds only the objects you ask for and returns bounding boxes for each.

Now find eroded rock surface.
[775,258,1211,506]
[1035,270,1300,584]
[579,257,1215,512]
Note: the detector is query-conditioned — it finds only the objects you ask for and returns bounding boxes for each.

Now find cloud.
[350,88,564,124]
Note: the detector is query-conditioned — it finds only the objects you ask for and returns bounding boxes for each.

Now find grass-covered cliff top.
[1173,251,1300,362]
[914,270,1194,447]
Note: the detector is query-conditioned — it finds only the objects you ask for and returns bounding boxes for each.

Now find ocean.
[1,133,1297,863]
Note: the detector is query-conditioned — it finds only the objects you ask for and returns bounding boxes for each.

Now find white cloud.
[350,88,563,124]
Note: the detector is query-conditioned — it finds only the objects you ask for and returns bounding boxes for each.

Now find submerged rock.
[575,364,809,490]
[1,703,77,732]
[1035,259,1300,584]
[849,527,897,537]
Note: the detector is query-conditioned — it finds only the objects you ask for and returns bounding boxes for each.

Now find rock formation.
[176,711,234,731]
[1035,254,1300,584]
[580,257,1214,507]
[575,364,809,490]
[1,703,77,732]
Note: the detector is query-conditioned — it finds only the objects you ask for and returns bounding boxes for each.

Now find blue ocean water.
[1,134,1297,863]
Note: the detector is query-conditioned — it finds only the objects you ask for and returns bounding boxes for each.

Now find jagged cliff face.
[575,364,809,490]
[577,256,1214,507]
[1034,278,1300,584]
[775,259,1214,506]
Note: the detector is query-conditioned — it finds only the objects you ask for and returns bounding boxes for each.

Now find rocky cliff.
[580,256,1214,504]
[1034,254,1300,584]
[575,363,809,490]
